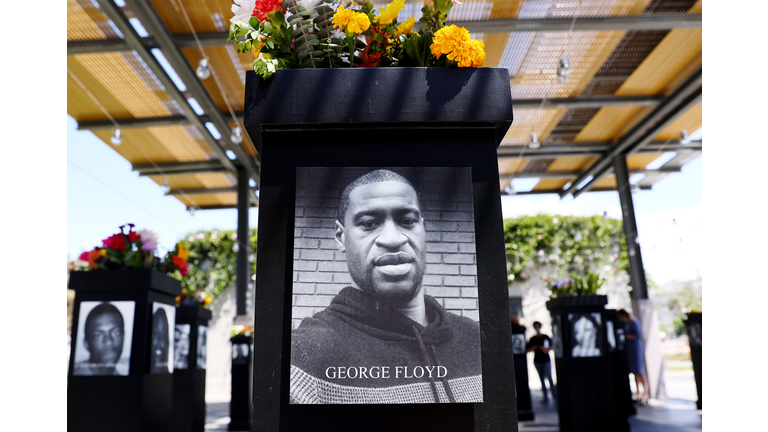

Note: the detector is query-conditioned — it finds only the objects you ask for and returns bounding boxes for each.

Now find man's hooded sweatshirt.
[290,287,483,404]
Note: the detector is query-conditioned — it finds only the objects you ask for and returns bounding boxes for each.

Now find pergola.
[67,0,702,304]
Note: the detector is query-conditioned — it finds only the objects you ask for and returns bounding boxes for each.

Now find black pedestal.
[230,335,253,431]
[684,312,702,410]
[244,67,517,432]
[67,270,181,432]
[546,295,629,432]
[511,326,534,421]
[173,306,212,432]
[605,309,634,430]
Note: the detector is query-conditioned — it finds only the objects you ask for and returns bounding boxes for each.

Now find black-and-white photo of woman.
[569,313,602,358]
[150,303,175,374]
[174,324,190,370]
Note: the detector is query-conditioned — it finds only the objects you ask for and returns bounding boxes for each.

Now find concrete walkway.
[204,365,701,432]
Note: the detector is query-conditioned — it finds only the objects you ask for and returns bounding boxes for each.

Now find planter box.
[244,67,516,432]
[67,269,180,432]
[545,294,608,310]
[545,295,629,432]
[684,312,702,409]
[173,306,213,432]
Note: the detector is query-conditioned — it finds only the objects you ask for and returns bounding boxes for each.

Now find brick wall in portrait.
[291,167,479,330]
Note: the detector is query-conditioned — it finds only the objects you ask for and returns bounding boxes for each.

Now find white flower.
[231,0,256,23]
[138,229,161,243]
[298,0,323,10]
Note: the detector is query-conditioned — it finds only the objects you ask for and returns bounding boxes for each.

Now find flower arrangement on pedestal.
[176,288,213,308]
[543,271,606,298]
[231,325,254,338]
[228,0,484,78]
[76,224,190,277]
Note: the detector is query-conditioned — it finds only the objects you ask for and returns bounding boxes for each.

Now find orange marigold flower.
[172,255,187,269]
[430,25,485,67]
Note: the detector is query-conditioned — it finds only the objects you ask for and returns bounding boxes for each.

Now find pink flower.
[180,262,189,276]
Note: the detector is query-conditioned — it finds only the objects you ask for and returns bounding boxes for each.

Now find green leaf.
[249,17,260,29]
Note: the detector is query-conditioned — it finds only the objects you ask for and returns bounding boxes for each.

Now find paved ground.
[205,363,701,432]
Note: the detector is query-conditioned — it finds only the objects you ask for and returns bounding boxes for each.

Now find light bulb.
[630,184,640,194]
[231,126,243,144]
[556,58,572,84]
[110,128,122,145]
[196,58,211,80]
[506,182,517,195]
[679,129,691,145]
[162,180,170,194]
[528,133,541,149]
[189,207,195,216]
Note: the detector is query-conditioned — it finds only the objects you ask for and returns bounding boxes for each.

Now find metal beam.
[499,167,680,181]
[502,186,652,196]
[561,65,702,198]
[513,95,663,109]
[236,170,250,316]
[91,0,237,176]
[166,187,238,196]
[69,13,700,55]
[76,93,666,131]
[132,160,228,176]
[422,14,702,33]
[124,0,261,183]
[67,31,229,55]
[496,141,702,158]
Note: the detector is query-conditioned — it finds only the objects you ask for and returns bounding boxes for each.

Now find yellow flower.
[430,25,485,67]
[99,249,107,257]
[333,6,371,34]
[396,17,415,35]
[177,242,189,260]
[377,0,405,25]
[204,296,212,305]
[252,41,266,58]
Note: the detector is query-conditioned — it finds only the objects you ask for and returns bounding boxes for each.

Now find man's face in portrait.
[85,312,124,364]
[152,314,169,362]
[573,316,596,348]
[336,180,426,303]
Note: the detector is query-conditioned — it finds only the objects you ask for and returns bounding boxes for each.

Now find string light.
[196,58,211,80]
[189,207,196,216]
[528,133,541,150]
[679,129,692,145]
[556,58,572,84]
[505,182,517,195]
[231,126,244,144]
[162,180,171,194]
[110,128,122,146]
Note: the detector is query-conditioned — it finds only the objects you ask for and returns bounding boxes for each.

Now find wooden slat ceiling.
[67,0,703,208]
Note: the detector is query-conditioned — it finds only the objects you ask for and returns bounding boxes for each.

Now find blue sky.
[67,114,701,285]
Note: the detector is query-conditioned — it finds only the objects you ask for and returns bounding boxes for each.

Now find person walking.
[527,321,557,404]
[618,309,649,404]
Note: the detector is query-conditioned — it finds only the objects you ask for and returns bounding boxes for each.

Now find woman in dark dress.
[618,309,649,404]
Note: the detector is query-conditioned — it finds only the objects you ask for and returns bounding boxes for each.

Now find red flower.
[358,51,382,68]
[102,233,126,250]
[128,231,139,242]
[252,0,286,23]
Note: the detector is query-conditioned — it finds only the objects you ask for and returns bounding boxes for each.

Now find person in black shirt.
[527,321,557,403]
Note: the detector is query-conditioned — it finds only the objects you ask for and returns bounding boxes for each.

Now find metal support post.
[236,169,250,316]
[613,155,648,300]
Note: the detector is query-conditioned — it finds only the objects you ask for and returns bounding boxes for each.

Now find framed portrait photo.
[289,167,483,404]
[174,324,191,370]
[73,301,135,376]
[150,302,175,374]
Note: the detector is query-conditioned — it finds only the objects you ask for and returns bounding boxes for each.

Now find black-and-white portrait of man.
[232,343,250,365]
[569,313,602,358]
[290,167,483,404]
[197,325,208,370]
[605,320,616,351]
[174,324,191,370]
[552,315,563,358]
[73,301,135,376]
[150,303,175,374]
[511,334,526,355]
